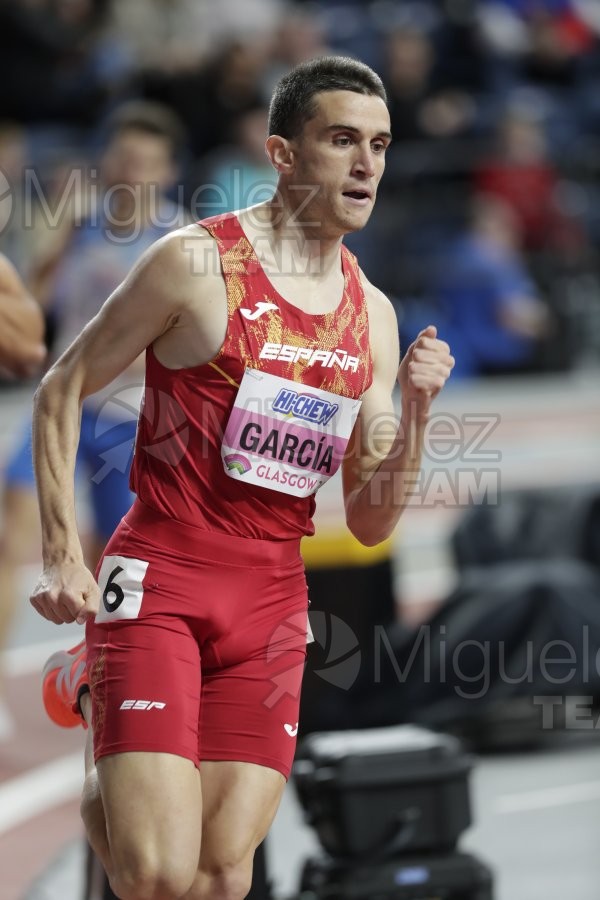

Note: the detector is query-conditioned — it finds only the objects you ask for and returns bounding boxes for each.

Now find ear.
[265,135,295,174]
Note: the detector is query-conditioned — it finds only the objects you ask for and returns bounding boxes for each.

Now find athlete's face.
[101,129,176,193]
[289,90,391,236]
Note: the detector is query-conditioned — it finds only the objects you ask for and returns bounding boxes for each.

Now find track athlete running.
[30,57,454,900]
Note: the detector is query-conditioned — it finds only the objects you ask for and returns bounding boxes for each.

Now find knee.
[110,858,195,900]
[196,860,253,900]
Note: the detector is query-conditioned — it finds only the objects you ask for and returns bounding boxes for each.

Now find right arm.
[0,253,46,378]
[30,228,209,624]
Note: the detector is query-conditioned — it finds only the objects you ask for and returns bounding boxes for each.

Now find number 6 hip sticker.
[95,555,149,622]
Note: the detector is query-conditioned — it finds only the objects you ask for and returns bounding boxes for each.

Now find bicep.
[47,234,188,399]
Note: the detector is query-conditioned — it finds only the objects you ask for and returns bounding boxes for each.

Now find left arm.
[0,253,46,377]
[342,282,454,546]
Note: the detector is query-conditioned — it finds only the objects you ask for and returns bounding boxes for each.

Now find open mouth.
[343,190,371,202]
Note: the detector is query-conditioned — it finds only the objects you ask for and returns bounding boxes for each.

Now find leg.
[80,690,202,900]
[185,761,285,900]
[81,544,207,899]
[0,422,39,701]
[0,485,40,692]
[96,750,202,900]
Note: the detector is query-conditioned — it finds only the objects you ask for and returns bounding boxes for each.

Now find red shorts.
[86,501,309,779]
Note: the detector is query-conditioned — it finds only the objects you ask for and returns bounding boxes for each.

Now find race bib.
[221,369,362,497]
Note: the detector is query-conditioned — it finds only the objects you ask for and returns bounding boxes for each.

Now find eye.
[372,141,388,153]
[334,136,353,147]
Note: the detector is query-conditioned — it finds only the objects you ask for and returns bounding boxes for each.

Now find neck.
[247,193,343,280]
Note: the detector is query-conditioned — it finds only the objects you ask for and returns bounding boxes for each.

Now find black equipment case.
[296,850,494,899]
[293,725,474,859]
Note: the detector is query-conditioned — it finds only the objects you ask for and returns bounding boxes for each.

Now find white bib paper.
[221,369,362,498]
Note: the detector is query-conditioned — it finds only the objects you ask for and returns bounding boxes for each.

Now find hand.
[398,325,454,421]
[30,562,100,625]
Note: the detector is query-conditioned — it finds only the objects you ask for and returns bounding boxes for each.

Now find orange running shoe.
[42,640,89,728]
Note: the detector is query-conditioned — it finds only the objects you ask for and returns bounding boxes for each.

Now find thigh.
[199,578,309,780]
[198,760,285,872]
[97,750,202,885]
[88,539,203,765]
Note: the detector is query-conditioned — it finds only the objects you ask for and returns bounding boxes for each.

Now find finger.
[30,595,47,619]
[417,324,438,341]
[409,360,454,381]
[76,588,100,625]
[411,347,453,366]
[39,603,64,625]
[76,607,92,626]
[57,589,87,620]
[409,367,450,393]
[414,337,451,356]
[55,598,78,623]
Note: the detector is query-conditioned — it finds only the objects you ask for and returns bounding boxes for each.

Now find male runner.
[30,57,454,900]
[0,252,45,378]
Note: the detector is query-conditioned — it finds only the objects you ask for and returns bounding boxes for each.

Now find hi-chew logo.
[224,453,252,475]
[272,388,339,426]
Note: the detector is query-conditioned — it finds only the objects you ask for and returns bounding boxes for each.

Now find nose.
[352,144,376,179]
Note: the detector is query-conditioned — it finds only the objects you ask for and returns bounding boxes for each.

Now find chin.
[340,210,372,235]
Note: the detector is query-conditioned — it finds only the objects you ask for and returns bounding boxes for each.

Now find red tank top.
[130,212,373,540]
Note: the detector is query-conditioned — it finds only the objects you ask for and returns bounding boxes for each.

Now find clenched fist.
[398,325,454,421]
[30,562,100,625]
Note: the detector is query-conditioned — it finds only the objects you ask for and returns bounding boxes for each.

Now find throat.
[267,268,345,316]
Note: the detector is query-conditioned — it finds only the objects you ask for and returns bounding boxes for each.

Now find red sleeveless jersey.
[130,212,373,540]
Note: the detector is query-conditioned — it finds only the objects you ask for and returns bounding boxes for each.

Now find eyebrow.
[326,124,393,141]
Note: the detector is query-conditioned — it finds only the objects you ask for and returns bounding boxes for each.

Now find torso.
[131,210,374,540]
[152,208,374,371]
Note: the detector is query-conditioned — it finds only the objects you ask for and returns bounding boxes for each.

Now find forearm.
[32,369,84,566]
[345,400,427,546]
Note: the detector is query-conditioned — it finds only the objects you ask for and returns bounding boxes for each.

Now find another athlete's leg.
[0,485,40,735]
[185,760,285,900]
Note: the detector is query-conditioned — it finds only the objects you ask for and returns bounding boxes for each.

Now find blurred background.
[0,0,599,898]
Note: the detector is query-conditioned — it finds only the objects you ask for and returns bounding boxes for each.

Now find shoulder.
[122,223,221,299]
[359,269,398,332]
[358,269,400,378]
[138,223,218,272]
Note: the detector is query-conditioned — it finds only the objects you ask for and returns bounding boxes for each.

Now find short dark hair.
[105,101,187,159]
[268,56,387,139]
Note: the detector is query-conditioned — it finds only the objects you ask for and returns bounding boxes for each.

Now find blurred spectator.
[383,23,483,145]
[0,0,119,131]
[143,39,269,159]
[416,194,552,378]
[0,102,187,740]
[0,252,45,382]
[106,0,214,77]
[477,0,597,93]
[262,6,332,96]
[0,123,31,274]
[193,104,277,219]
[473,105,587,260]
